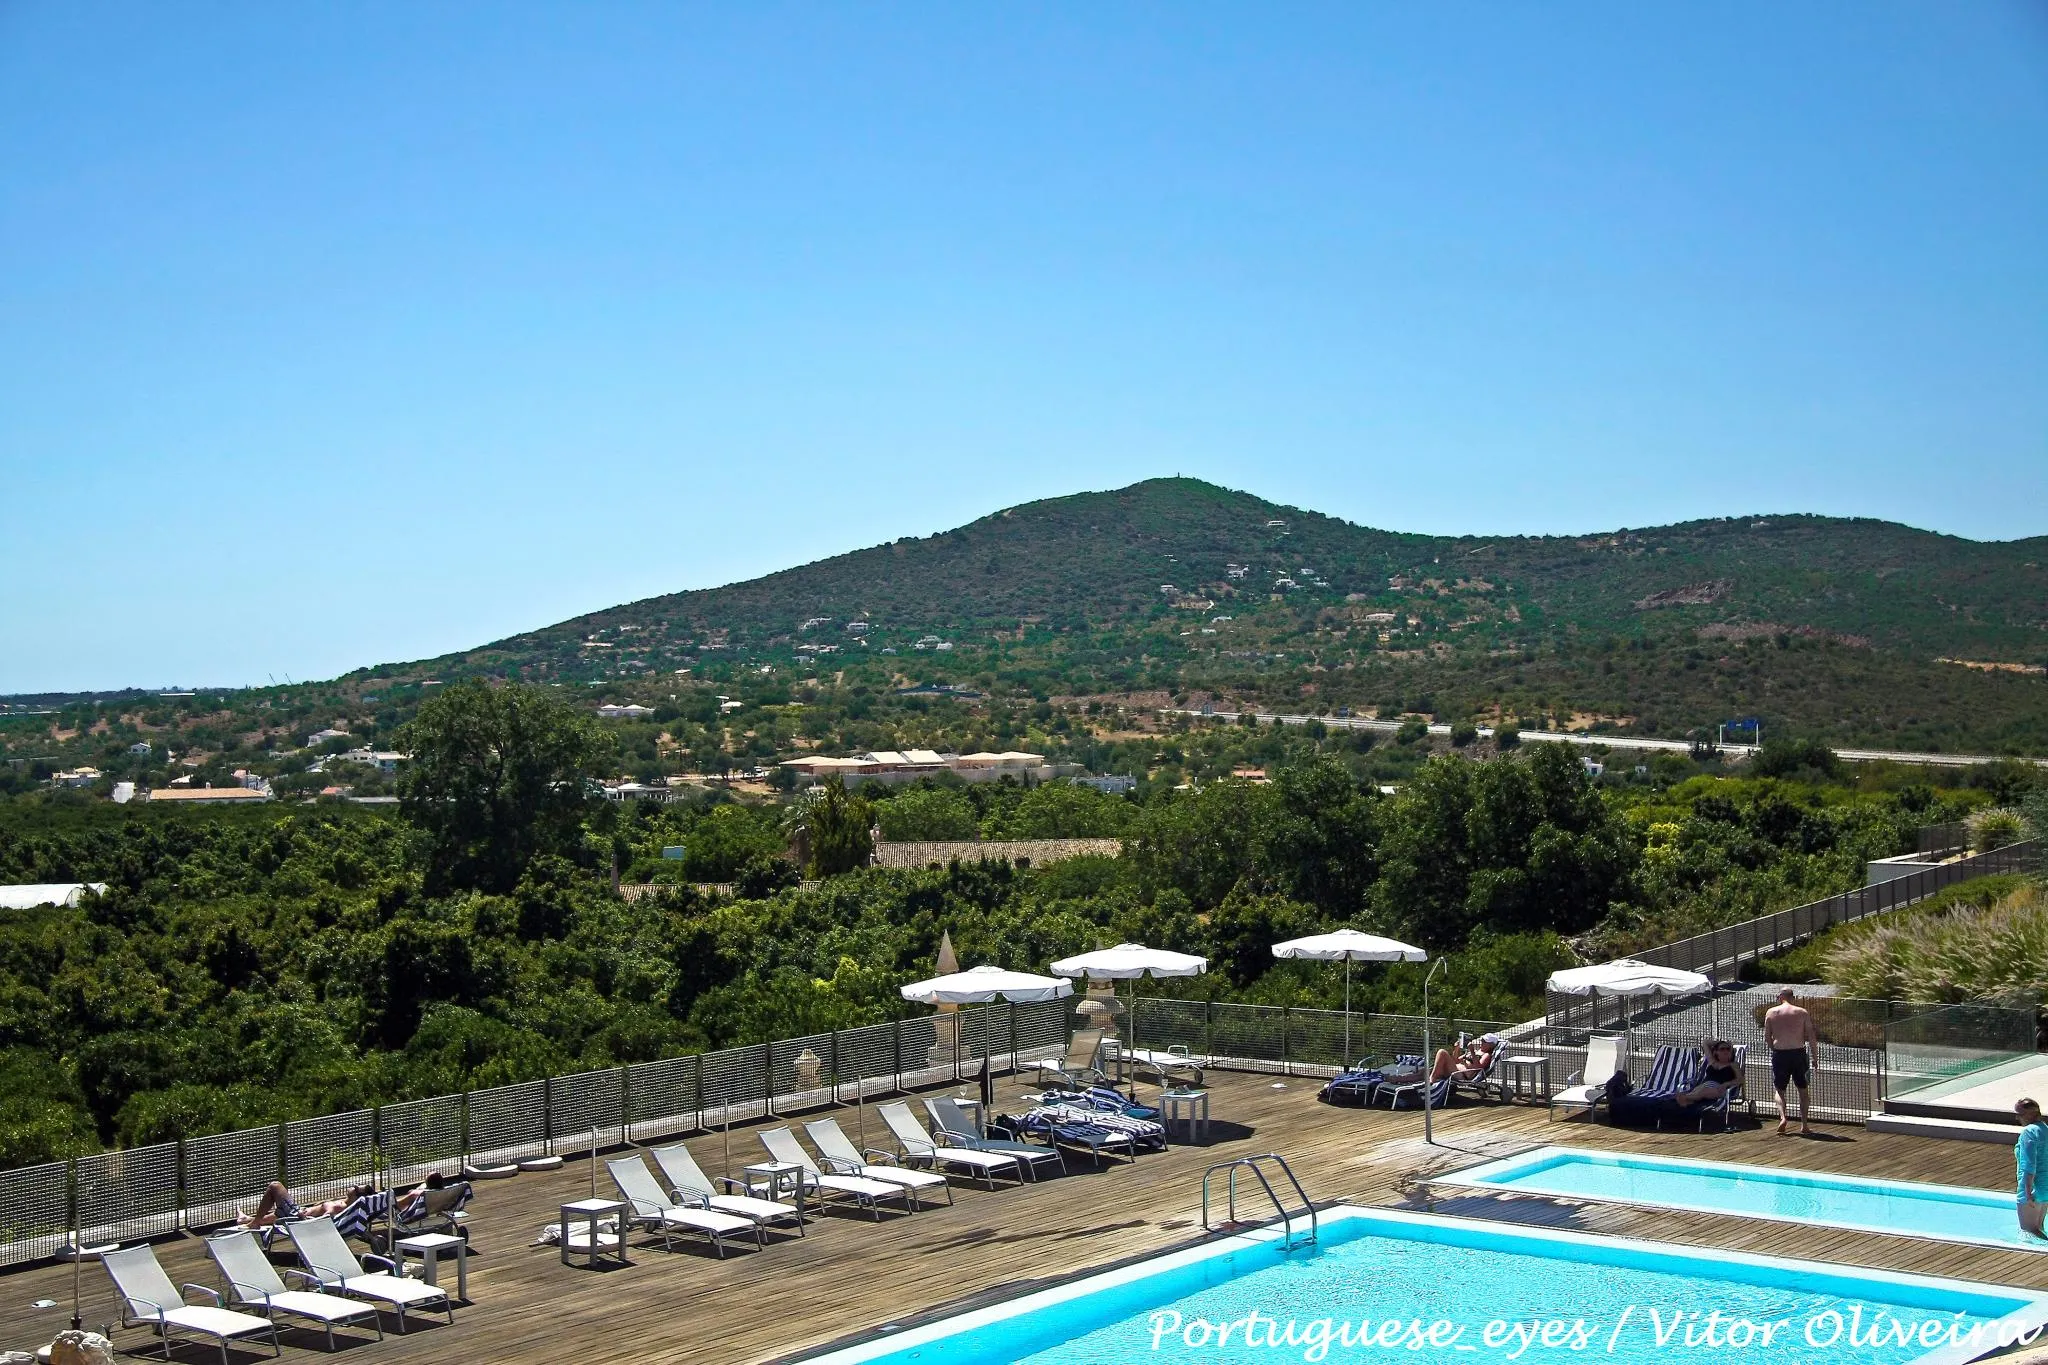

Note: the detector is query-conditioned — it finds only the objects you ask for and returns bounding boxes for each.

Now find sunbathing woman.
[1429,1035,1500,1083]
[237,1180,372,1228]
[1674,1040,1741,1105]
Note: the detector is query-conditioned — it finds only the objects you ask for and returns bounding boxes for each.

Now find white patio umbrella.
[899,964,1075,1005]
[1049,944,1209,980]
[1271,930,1428,1066]
[1546,958,1713,1049]
[1050,944,1208,1064]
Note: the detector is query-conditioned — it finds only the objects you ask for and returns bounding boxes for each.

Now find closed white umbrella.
[1546,959,1711,999]
[1547,958,1712,1052]
[1271,930,1428,1066]
[900,964,1075,1005]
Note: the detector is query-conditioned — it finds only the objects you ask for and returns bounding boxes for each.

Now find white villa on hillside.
[779,749,1046,789]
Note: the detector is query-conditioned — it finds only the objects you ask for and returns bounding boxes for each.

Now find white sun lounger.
[205,1229,383,1352]
[608,1155,762,1256]
[650,1142,806,1236]
[758,1126,914,1219]
[104,1243,280,1365]
[803,1117,953,1208]
[927,1096,1066,1177]
[286,1215,453,1332]
[878,1102,1024,1187]
[1549,1035,1624,1120]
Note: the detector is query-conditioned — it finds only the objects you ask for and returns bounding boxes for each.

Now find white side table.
[1501,1055,1551,1103]
[741,1162,806,1223]
[1162,1088,1210,1143]
[396,1232,468,1301]
[558,1198,626,1269]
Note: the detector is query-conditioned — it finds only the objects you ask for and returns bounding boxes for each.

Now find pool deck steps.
[1865,1110,2025,1144]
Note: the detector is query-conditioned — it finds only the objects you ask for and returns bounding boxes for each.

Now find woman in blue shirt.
[2016,1098,2048,1238]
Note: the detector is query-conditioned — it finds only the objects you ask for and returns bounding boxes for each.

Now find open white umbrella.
[1049,944,1208,980]
[899,964,1075,1005]
[1050,944,1208,1068]
[1271,930,1428,1066]
[1547,958,1712,1050]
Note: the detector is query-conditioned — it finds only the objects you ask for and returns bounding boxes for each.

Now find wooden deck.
[4,1070,2043,1364]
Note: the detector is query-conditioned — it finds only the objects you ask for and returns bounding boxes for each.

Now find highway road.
[1156,709,2047,769]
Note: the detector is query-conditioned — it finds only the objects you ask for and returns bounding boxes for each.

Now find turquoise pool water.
[806,1208,2047,1365]
[1448,1148,2038,1250]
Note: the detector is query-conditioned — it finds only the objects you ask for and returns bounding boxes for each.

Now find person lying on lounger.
[238,1180,373,1228]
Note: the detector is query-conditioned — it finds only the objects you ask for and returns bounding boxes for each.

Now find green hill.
[449,476,2045,670]
[9,479,2045,761]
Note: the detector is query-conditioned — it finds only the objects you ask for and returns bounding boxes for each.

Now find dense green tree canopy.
[397,682,614,893]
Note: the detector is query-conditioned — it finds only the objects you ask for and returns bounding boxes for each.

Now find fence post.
[1205,999,1214,1062]
[692,1054,704,1132]
[276,1121,288,1184]
[618,1067,630,1145]
[459,1092,470,1171]
[893,1020,904,1093]
[542,1077,554,1156]
[175,1137,187,1233]
[1282,1006,1291,1077]
[1008,1002,1018,1077]
[829,1030,841,1105]
[764,1046,775,1119]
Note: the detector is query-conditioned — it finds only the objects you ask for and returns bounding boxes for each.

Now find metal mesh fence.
[1124,999,1511,1079]
[700,1045,770,1127]
[182,1125,284,1229]
[283,1110,377,1203]
[1529,985,1886,1123]
[624,1055,701,1142]
[75,1142,181,1246]
[378,1095,464,1185]
[465,1080,547,1167]
[548,1068,626,1150]
[831,1021,899,1101]
[0,1160,70,1267]
[1619,839,2039,987]
[1013,998,1068,1061]
[895,1014,944,1089]
[767,1034,837,1110]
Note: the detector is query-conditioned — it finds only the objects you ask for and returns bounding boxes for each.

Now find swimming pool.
[1442,1147,2043,1252]
[799,1207,2048,1365]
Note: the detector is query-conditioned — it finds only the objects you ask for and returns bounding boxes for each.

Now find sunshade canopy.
[899,964,1075,1005]
[1049,943,1208,980]
[1546,958,1712,999]
[1271,930,1427,963]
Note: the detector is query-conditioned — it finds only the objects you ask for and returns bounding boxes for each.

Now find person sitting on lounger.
[238,1181,371,1228]
[1674,1041,1740,1106]
[1429,1035,1499,1082]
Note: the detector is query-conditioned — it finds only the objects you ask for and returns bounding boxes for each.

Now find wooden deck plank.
[2,1071,2040,1363]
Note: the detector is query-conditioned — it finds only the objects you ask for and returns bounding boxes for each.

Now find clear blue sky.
[4,3,2045,694]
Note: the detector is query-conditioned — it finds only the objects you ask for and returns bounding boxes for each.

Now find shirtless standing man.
[1764,988,1819,1135]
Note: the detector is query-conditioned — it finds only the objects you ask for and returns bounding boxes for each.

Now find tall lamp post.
[1421,959,1446,1147]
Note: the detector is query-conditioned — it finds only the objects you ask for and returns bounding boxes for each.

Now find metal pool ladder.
[1202,1154,1317,1247]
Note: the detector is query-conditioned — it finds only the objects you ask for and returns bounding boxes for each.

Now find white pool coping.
[1437,1144,2048,1255]
[794,1203,2048,1365]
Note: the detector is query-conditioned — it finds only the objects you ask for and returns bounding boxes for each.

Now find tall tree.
[396,681,613,894]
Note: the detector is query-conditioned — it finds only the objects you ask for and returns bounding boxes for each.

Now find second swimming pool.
[1443,1146,2043,1251]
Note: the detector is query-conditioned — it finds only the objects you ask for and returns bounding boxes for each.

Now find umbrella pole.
[1422,959,1445,1146]
[1343,959,1352,1067]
